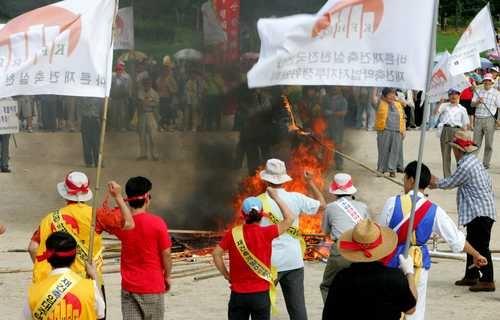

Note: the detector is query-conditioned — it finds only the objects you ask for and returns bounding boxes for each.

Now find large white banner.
[248,0,436,90]
[114,6,135,50]
[0,98,19,134]
[449,4,497,76]
[0,0,115,98]
[428,51,470,103]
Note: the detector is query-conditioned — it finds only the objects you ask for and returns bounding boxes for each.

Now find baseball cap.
[490,66,499,73]
[241,197,263,215]
[483,73,494,82]
[448,88,461,95]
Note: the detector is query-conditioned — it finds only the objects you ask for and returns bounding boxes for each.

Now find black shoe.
[455,278,478,286]
[1,167,11,173]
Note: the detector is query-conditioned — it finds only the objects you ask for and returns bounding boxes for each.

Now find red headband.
[65,174,89,195]
[331,180,353,192]
[37,248,77,262]
[339,226,383,258]
[453,137,475,149]
[124,193,151,202]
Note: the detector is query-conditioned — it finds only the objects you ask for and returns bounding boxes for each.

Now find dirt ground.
[1,128,499,319]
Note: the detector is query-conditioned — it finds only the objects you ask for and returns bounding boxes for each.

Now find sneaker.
[454,278,478,286]
[469,281,495,292]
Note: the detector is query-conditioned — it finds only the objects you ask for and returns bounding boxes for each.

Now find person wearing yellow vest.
[212,188,294,320]
[257,159,325,320]
[377,161,488,320]
[24,231,105,320]
[375,87,406,178]
[28,172,134,320]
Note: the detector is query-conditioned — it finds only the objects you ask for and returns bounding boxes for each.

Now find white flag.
[428,51,470,103]
[0,0,115,98]
[115,6,135,50]
[248,0,436,90]
[448,4,496,76]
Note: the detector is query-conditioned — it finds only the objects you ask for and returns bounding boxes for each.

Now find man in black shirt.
[323,219,417,320]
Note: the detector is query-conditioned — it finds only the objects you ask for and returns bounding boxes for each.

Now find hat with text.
[259,159,292,185]
[338,219,398,262]
[57,171,93,202]
[329,173,357,195]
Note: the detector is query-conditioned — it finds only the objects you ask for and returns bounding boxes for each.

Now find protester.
[105,176,172,320]
[63,96,78,132]
[79,97,103,168]
[17,95,35,132]
[378,161,488,320]
[397,89,416,129]
[460,77,476,129]
[434,88,470,177]
[322,219,417,320]
[471,73,500,169]
[212,189,294,320]
[110,62,132,131]
[323,86,347,170]
[156,56,178,131]
[430,131,496,292]
[297,87,320,130]
[352,86,375,130]
[137,77,160,161]
[257,158,325,320]
[38,95,58,131]
[491,66,500,91]
[375,87,406,177]
[28,172,134,320]
[184,69,205,132]
[24,231,105,320]
[319,173,368,302]
[203,66,225,130]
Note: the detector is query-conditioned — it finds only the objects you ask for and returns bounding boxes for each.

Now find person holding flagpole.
[378,160,487,320]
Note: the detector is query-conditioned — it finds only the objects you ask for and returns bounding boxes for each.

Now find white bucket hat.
[329,173,357,195]
[259,159,292,185]
[57,171,93,202]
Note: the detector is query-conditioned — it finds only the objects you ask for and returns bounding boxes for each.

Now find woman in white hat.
[319,173,369,301]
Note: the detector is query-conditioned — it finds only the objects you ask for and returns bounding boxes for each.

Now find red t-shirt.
[109,212,172,294]
[219,224,279,293]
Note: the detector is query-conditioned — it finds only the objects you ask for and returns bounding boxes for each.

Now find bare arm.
[108,181,135,230]
[305,172,326,210]
[266,187,294,234]
[162,248,172,289]
[28,240,39,263]
[212,245,230,281]
[463,241,488,267]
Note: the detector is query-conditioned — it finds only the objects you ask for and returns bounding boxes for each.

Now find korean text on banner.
[115,6,134,50]
[428,51,470,103]
[248,0,436,90]
[448,4,496,76]
[0,98,19,135]
[0,0,115,99]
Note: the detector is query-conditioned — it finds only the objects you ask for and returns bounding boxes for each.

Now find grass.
[437,31,461,53]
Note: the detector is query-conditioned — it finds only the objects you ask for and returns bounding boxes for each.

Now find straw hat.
[259,159,292,185]
[329,173,357,195]
[338,219,397,262]
[448,130,478,153]
[57,172,93,202]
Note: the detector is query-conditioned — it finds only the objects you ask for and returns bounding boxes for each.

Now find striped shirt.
[472,88,500,118]
[437,154,496,225]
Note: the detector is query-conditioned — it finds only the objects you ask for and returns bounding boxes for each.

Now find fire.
[231,116,335,237]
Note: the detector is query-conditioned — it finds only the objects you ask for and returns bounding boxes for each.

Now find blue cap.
[448,88,461,95]
[241,197,263,215]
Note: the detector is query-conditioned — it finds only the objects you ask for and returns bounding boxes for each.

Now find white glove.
[398,254,414,275]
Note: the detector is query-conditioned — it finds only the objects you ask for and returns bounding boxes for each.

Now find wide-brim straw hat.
[448,130,478,153]
[57,171,93,202]
[259,159,292,185]
[338,219,398,263]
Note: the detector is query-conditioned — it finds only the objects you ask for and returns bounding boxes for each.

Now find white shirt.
[23,268,105,320]
[377,191,466,253]
[260,189,320,272]
[322,197,369,239]
[436,102,469,128]
[472,87,500,118]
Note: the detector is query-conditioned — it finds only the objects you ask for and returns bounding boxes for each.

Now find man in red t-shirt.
[106,176,172,320]
[212,187,294,320]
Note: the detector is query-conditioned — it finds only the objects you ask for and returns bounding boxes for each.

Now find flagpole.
[87,0,119,266]
[404,0,440,257]
[486,3,500,59]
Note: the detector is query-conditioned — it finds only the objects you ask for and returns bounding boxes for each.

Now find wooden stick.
[194,273,223,281]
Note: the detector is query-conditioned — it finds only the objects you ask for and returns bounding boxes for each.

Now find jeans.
[464,216,494,282]
[228,291,270,320]
[277,268,307,320]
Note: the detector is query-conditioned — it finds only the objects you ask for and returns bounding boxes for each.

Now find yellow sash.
[51,211,104,275]
[32,271,81,320]
[232,226,278,314]
[257,193,306,256]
